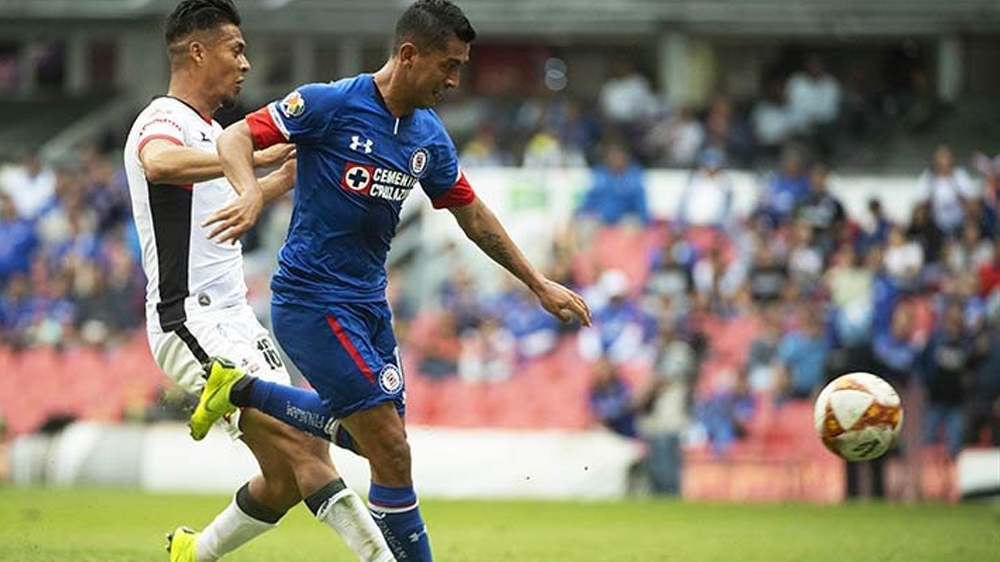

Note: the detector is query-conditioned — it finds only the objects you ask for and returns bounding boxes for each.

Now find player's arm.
[208,120,267,244]
[448,197,591,326]
[139,138,292,185]
[257,157,296,205]
[207,84,331,243]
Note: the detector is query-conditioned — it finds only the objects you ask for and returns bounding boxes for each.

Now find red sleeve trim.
[137,134,183,156]
[246,106,287,149]
[431,171,476,209]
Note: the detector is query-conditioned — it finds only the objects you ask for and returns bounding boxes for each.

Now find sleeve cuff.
[137,134,183,156]
[431,171,476,209]
[246,105,289,149]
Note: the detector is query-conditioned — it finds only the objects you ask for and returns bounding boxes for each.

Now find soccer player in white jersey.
[122,1,395,561]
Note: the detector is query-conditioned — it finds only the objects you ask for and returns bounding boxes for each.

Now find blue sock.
[368,483,432,561]
[240,379,335,441]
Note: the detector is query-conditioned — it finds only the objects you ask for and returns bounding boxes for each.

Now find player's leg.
[192,352,363,454]
[239,409,393,562]
[152,325,290,562]
[233,307,392,561]
[174,408,391,562]
[159,310,391,562]
[183,410,297,562]
[270,300,432,562]
[339,402,433,562]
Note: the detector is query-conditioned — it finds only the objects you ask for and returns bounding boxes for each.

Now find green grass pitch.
[0,486,997,561]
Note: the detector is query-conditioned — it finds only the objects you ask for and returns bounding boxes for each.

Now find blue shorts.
[271,300,405,420]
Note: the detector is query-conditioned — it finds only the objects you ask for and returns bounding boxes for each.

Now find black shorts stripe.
[148,182,193,330]
[174,324,211,367]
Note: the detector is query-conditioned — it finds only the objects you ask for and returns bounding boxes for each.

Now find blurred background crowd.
[0,0,998,500]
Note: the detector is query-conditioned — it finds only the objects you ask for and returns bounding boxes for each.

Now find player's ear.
[398,42,420,67]
[189,40,207,66]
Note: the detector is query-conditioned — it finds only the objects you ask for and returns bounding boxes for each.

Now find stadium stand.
[1,0,997,503]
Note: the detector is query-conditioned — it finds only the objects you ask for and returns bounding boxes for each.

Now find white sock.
[315,488,395,562]
[195,497,278,562]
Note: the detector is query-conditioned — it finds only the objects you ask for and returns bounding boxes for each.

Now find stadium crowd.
[0,52,998,499]
[406,139,999,494]
[450,50,939,172]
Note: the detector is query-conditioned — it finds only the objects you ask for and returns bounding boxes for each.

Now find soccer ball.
[813,372,904,462]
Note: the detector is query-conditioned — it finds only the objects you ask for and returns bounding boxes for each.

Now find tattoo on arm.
[476,230,518,273]
[456,201,540,290]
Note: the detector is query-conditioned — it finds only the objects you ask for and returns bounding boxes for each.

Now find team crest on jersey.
[341,162,374,193]
[378,364,403,394]
[409,148,430,177]
[280,91,305,118]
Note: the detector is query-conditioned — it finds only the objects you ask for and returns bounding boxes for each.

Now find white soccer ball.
[814,372,904,462]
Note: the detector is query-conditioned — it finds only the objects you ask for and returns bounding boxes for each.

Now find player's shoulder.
[133,96,203,129]
[133,97,177,122]
[296,74,369,102]
[281,75,370,120]
[412,108,452,143]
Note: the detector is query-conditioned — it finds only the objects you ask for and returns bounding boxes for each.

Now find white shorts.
[147,304,291,440]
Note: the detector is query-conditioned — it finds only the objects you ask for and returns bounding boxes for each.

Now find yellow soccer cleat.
[189,356,244,441]
[166,526,199,562]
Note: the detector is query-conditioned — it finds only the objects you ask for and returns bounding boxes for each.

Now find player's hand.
[276,155,297,180]
[534,279,591,327]
[252,143,295,168]
[202,188,264,245]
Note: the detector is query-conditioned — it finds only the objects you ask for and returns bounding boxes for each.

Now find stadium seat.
[587,226,657,292]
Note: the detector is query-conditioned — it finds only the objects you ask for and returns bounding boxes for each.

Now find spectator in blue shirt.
[0,192,39,287]
[922,300,980,457]
[579,269,654,364]
[868,246,900,338]
[872,304,921,387]
[0,273,37,348]
[777,305,831,399]
[588,357,638,438]
[490,283,560,362]
[696,370,756,455]
[576,142,649,226]
[858,198,893,255]
[757,148,811,226]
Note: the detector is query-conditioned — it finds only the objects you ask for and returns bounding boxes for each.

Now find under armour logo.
[200,131,210,142]
[350,135,373,154]
[408,526,426,543]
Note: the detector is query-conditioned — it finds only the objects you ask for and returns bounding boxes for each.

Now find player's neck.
[373,62,414,118]
[166,74,217,121]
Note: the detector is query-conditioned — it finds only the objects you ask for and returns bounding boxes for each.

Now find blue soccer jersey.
[246,74,475,305]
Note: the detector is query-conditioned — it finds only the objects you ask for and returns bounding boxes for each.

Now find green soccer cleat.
[166,526,198,562]
[188,356,245,441]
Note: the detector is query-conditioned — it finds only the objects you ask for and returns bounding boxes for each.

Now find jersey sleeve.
[422,136,476,209]
[246,82,343,148]
[135,106,186,156]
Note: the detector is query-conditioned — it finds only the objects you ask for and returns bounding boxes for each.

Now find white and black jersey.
[124,96,248,334]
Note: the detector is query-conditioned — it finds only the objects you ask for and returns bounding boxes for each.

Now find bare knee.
[340,404,412,486]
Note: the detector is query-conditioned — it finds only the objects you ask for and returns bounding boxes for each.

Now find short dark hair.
[393,0,476,53]
[165,0,241,46]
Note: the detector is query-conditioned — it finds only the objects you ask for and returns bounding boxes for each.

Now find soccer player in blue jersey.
[195,1,591,560]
